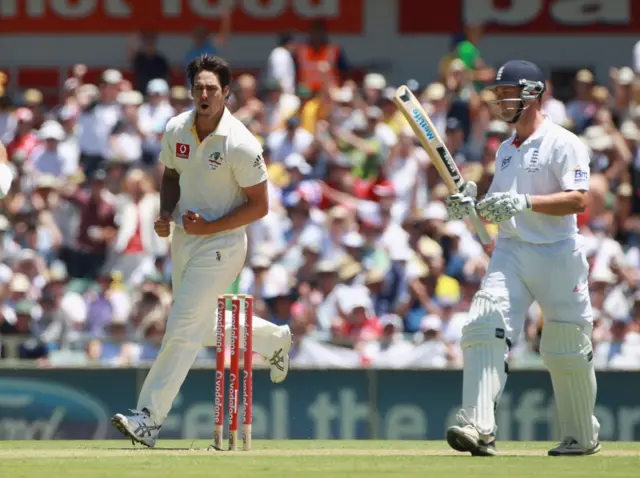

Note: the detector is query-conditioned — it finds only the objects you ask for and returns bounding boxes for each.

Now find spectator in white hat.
[334,289,381,346]
[610,66,636,121]
[110,90,144,165]
[138,78,174,165]
[314,259,341,331]
[409,314,449,368]
[364,313,414,368]
[29,121,76,178]
[365,105,396,157]
[362,73,386,107]
[567,69,596,133]
[267,115,313,164]
[282,153,312,199]
[77,69,123,176]
[295,235,323,288]
[422,82,449,137]
[57,105,81,172]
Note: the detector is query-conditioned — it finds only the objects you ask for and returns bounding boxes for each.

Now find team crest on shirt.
[208,152,224,170]
[500,156,512,171]
[525,149,540,173]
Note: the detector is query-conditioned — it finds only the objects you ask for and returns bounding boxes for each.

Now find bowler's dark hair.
[187,54,232,89]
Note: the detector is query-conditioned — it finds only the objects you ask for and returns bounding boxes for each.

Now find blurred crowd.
[1,22,640,371]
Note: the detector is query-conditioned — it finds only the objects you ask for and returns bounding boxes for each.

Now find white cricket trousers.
[484,234,593,345]
[137,226,281,423]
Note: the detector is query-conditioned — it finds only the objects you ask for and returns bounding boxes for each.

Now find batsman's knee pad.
[460,291,509,435]
[540,321,598,448]
[462,291,509,350]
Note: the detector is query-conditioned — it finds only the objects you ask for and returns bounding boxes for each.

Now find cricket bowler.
[112,55,292,447]
[444,60,599,457]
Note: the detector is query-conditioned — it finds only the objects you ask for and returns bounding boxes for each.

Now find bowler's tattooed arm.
[160,167,181,216]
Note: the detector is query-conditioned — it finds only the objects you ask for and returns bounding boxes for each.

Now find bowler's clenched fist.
[154,213,172,238]
[182,210,209,235]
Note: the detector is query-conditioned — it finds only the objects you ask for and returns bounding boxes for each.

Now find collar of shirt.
[510,115,552,149]
[188,107,232,145]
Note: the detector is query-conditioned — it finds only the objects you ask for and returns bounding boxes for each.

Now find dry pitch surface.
[1,440,639,478]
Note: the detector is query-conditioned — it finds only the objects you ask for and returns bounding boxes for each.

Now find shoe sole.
[548,442,601,457]
[111,415,154,448]
[446,427,476,452]
[446,427,497,456]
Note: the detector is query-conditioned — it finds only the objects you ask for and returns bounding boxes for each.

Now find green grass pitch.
[1,440,638,477]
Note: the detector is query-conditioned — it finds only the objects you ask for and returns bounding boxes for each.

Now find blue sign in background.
[0,369,638,441]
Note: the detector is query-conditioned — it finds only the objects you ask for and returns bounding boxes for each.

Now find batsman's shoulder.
[548,120,578,143]
[550,123,589,156]
[495,135,515,156]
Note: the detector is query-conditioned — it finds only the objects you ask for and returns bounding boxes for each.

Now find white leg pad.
[460,291,509,436]
[540,321,599,450]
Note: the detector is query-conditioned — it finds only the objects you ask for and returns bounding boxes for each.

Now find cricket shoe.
[111,408,161,448]
[267,325,292,383]
[446,412,497,456]
[548,437,601,456]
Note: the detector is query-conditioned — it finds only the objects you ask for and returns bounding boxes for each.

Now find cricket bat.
[394,85,491,245]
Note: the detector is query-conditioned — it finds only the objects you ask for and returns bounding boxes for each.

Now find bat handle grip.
[469,208,492,245]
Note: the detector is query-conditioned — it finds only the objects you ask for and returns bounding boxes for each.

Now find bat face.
[397,87,437,142]
[394,86,462,191]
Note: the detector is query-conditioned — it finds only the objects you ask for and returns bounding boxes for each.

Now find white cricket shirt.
[159,108,267,232]
[489,116,590,244]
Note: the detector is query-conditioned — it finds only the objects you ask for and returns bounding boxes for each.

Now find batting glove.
[477,191,531,223]
[444,181,477,221]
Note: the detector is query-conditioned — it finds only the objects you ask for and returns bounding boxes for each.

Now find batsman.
[444,60,599,457]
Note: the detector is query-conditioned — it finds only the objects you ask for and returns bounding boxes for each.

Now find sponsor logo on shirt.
[501,155,512,170]
[573,168,589,183]
[176,143,190,159]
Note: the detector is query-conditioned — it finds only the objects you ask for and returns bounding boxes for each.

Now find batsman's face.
[192,71,229,119]
[491,85,522,123]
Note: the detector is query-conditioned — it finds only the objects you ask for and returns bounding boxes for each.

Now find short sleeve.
[552,135,591,191]
[230,140,268,188]
[158,125,175,170]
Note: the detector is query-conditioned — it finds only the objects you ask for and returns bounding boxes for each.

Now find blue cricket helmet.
[489,60,546,123]
[492,60,546,100]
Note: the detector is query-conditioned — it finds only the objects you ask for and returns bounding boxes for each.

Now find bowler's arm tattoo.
[160,167,181,214]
